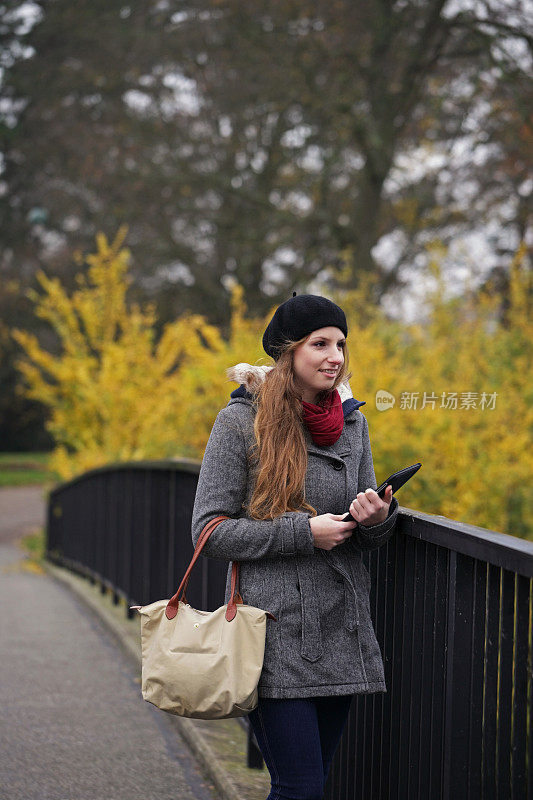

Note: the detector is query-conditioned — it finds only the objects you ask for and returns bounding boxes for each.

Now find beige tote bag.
[131,516,276,719]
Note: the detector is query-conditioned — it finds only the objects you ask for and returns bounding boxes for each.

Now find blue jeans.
[247,694,353,800]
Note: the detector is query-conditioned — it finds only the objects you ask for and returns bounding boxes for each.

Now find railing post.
[442,548,457,799]
[246,719,264,769]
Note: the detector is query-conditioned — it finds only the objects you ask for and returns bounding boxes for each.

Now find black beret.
[262,293,348,359]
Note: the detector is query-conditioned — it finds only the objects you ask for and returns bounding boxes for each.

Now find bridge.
[3,456,532,799]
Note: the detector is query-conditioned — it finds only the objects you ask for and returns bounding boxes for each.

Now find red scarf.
[301,389,344,446]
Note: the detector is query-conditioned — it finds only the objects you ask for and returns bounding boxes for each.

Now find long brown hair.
[243,335,351,520]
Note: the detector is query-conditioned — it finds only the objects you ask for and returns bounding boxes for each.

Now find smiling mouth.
[319,370,337,376]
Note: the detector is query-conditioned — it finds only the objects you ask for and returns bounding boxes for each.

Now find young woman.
[191,293,398,800]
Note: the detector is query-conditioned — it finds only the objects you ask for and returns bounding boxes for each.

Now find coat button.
[332,461,343,470]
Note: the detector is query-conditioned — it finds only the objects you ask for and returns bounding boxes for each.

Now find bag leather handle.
[179,517,239,607]
[165,516,244,621]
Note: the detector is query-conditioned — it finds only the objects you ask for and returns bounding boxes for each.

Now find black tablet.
[342,462,422,522]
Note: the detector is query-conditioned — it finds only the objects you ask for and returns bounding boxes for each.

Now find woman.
[191,293,398,800]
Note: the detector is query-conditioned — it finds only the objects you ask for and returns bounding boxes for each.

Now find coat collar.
[226,362,366,423]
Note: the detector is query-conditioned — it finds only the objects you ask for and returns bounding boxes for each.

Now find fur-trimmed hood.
[226,362,366,417]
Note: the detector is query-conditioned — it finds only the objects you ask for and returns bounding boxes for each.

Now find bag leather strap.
[165,516,243,622]
[180,517,240,608]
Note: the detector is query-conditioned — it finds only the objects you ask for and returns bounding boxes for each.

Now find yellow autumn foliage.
[12,229,532,539]
[12,227,269,477]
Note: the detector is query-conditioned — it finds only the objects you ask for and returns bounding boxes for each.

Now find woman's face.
[292,326,346,404]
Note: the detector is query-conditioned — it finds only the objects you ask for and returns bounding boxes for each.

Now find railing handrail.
[397,505,533,577]
[47,457,202,496]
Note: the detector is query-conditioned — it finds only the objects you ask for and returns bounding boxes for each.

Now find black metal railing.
[46,460,533,799]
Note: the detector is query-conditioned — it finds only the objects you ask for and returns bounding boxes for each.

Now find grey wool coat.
[191,364,399,699]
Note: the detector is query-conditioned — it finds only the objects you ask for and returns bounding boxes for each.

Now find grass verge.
[20,527,46,562]
[0,452,58,487]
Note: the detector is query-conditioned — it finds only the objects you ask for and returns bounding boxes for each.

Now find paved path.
[0,484,49,544]
[0,487,219,800]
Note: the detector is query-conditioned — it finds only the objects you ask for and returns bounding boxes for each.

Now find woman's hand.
[309,514,357,551]
[349,485,393,528]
